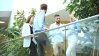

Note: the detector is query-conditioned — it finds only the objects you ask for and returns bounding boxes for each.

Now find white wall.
[9,0,70,27]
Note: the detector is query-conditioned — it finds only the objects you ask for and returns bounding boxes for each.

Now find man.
[49,14,64,56]
[33,4,48,56]
[66,15,81,56]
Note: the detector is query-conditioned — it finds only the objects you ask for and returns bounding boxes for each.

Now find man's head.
[54,14,61,24]
[40,4,47,13]
[69,14,78,22]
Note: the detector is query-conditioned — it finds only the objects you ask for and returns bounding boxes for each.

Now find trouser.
[66,35,77,56]
[29,40,38,56]
[36,39,45,56]
[66,43,76,56]
[35,32,47,56]
[52,42,64,56]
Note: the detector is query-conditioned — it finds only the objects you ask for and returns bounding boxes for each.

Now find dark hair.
[54,14,60,17]
[40,4,47,10]
[26,15,33,23]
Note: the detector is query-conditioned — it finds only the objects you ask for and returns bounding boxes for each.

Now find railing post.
[93,17,99,56]
[64,26,66,56]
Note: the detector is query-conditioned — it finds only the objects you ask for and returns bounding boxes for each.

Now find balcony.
[0,14,99,56]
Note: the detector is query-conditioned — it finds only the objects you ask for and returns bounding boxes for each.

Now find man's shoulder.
[50,23,55,26]
[34,10,45,18]
[38,10,45,15]
[75,23,81,26]
[49,23,55,29]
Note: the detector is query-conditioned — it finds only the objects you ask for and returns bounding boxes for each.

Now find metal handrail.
[0,14,99,44]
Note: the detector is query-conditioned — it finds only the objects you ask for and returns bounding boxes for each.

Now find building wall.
[46,9,70,27]
[0,0,13,28]
[0,0,13,11]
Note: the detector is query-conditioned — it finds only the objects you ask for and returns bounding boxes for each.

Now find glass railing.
[0,14,99,56]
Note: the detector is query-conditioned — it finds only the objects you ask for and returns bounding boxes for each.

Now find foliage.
[0,10,27,56]
[64,0,99,19]
[0,8,36,56]
[30,8,37,16]
[13,10,26,30]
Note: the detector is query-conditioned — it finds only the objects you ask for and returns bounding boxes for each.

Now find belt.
[35,30,43,32]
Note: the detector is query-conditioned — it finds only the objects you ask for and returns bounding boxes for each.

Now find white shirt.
[49,23,64,44]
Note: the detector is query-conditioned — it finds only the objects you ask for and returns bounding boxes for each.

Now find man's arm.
[75,23,81,33]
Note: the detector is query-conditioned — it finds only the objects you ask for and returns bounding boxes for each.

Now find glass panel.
[47,26,66,56]
[75,16,99,56]
[0,15,99,56]
[0,38,29,56]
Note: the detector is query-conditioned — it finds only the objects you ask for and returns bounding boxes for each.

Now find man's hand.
[44,28,48,32]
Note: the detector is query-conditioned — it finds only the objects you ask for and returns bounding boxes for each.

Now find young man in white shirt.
[49,14,64,56]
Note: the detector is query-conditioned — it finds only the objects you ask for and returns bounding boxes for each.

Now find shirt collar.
[54,22,61,26]
[40,10,45,12]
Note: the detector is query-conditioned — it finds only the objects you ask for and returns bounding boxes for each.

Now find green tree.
[30,8,37,16]
[0,8,36,56]
[64,0,99,19]
[13,10,26,30]
[0,10,27,56]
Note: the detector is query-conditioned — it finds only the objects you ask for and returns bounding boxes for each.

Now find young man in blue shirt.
[66,16,81,56]
[33,4,48,56]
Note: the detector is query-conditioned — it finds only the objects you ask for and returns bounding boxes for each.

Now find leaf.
[63,0,67,4]
[65,0,97,18]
